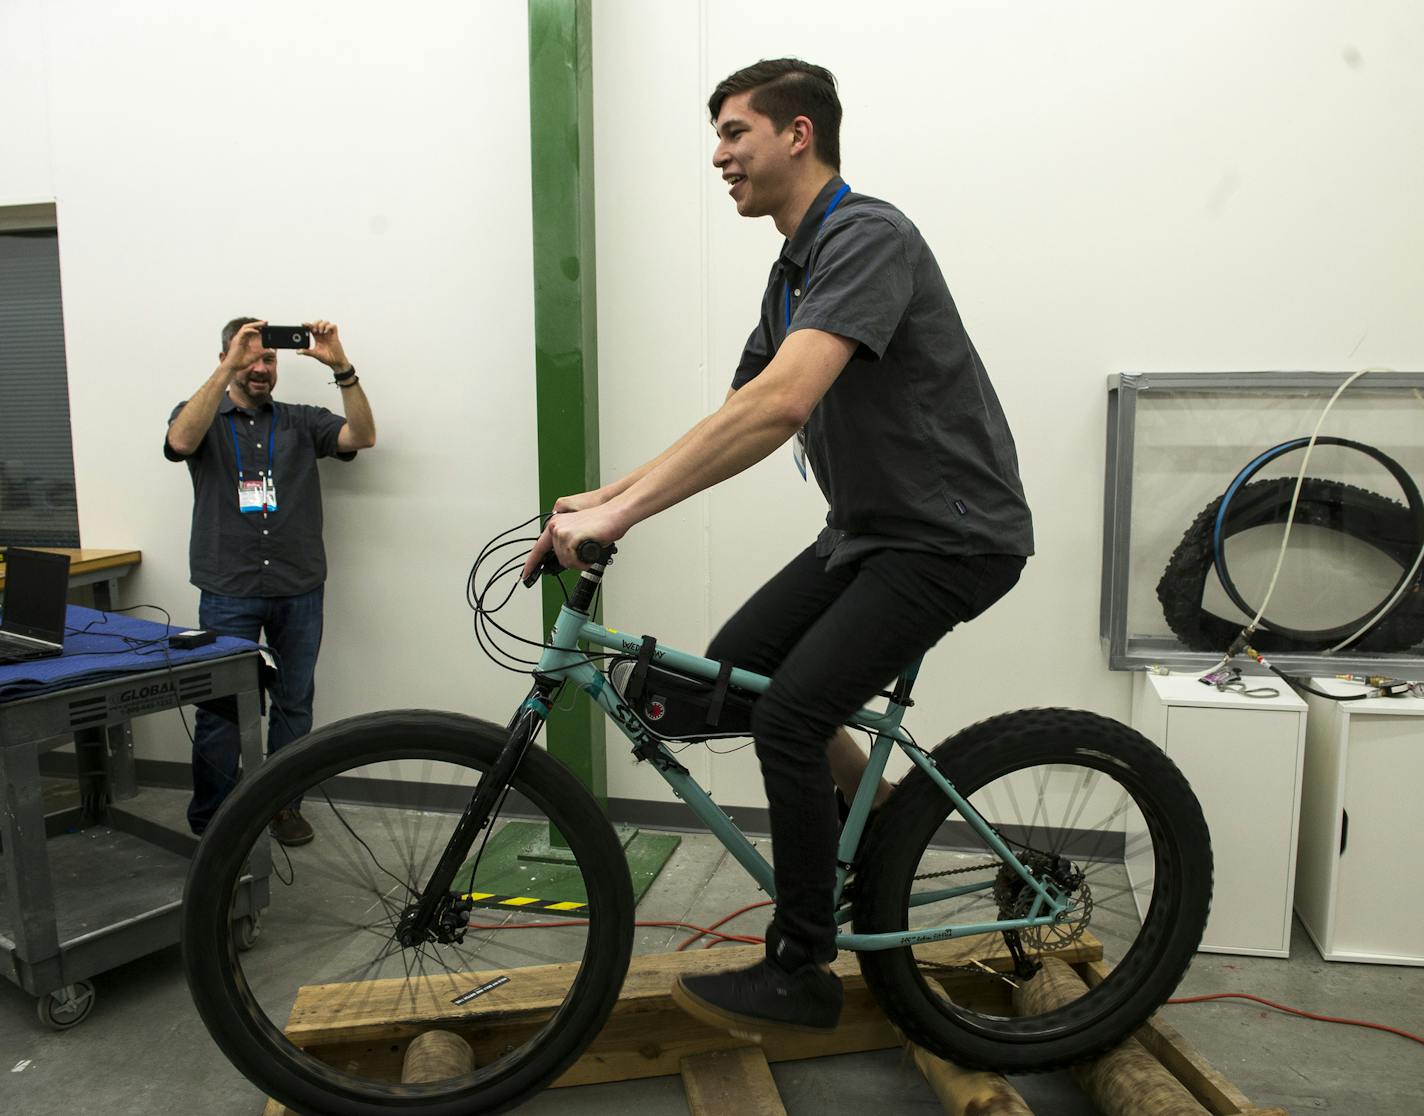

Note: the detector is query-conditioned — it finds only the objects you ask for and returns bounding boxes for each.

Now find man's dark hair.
[221,316,261,353]
[708,58,842,172]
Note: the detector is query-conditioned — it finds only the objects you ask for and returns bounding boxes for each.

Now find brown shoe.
[269,808,314,847]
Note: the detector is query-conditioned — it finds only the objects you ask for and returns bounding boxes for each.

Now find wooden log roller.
[910,1043,1033,1115]
[400,1030,476,1083]
[1014,958,1209,1116]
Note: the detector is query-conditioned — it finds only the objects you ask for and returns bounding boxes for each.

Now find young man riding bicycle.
[523,57,1033,1039]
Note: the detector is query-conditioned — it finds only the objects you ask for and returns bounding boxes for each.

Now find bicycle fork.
[395,682,559,947]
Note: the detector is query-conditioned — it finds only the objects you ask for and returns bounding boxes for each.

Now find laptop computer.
[0,547,71,664]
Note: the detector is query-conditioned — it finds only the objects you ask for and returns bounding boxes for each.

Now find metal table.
[1,548,144,801]
[0,646,267,1028]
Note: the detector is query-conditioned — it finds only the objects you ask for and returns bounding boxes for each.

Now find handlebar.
[521,540,616,588]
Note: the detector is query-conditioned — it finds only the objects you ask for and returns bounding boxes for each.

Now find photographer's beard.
[231,364,277,409]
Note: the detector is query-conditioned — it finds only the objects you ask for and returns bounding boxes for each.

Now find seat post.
[889,657,923,707]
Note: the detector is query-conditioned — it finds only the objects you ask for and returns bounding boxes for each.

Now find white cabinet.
[1130,672,1306,957]
[1295,680,1424,965]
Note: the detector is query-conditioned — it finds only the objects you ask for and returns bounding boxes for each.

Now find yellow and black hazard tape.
[460,890,588,916]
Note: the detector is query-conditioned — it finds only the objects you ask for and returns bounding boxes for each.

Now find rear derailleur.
[994,850,1086,979]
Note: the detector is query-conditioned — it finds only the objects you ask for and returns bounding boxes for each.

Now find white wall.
[1,0,544,767]
[3,2,1421,809]
[593,0,1424,805]
[0,0,54,203]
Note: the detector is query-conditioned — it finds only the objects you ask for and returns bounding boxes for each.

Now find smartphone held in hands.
[261,325,312,349]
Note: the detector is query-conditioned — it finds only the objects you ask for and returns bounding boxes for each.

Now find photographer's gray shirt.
[165,395,355,597]
[732,176,1034,567]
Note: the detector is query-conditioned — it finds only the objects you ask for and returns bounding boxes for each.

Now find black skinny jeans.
[706,544,1025,963]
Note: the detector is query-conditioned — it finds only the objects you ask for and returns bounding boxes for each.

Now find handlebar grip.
[575,539,604,564]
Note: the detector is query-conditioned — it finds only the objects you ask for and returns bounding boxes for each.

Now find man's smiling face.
[713,91,797,219]
[233,350,278,401]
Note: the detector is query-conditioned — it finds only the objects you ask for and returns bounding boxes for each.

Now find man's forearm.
[605,334,852,530]
[600,410,722,500]
[596,389,736,502]
[167,364,233,455]
[612,385,800,526]
[528,332,852,574]
[338,381,376,448]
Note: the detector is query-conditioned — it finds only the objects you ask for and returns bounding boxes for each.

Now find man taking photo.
[166,317,375,846]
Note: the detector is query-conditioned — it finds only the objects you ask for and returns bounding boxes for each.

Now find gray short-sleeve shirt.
[732,176,1034,566]
[165,394,355,596]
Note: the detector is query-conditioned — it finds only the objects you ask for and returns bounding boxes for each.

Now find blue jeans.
[187,586,325,834]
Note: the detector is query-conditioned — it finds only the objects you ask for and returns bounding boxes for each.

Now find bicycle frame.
[532,597,1072,952]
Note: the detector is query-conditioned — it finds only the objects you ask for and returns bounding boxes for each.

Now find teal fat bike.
[182,518,1212,1116]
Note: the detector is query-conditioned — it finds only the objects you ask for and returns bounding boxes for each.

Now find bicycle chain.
[911,859,997,884]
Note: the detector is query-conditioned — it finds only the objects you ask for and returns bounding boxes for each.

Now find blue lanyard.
[227,411,276,480]
[785,182,851,329]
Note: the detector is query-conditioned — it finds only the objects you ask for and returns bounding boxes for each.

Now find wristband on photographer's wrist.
[332,365,356,384]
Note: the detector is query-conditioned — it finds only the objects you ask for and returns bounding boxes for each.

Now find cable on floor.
[676,899,773,951]
[1167,991,1424,1047]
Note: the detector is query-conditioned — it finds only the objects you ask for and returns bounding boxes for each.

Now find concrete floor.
[2,785,1421,1116]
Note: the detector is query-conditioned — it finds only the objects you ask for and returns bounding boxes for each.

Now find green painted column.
[527,0,605,803]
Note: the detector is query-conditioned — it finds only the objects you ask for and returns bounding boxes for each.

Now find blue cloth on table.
[0,606,261,703]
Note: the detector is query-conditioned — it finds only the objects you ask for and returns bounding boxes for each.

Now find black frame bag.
[606,637,755,741]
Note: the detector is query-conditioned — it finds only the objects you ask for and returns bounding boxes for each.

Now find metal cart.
[0,647,267,1028]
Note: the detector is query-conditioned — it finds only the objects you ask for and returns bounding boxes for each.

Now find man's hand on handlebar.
[552,488,610,514]
[520,502,630,585]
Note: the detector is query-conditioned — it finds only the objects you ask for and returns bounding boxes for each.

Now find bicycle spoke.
[211,742,611,1100]
[904,760,1163,989]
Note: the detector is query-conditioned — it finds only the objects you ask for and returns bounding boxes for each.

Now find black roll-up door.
[0,229,80,547]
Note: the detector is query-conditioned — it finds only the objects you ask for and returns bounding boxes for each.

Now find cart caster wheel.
[38,981,96,1030]
[233,911,261,951]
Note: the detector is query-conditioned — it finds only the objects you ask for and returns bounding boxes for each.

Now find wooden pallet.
[260,933,1286,1115]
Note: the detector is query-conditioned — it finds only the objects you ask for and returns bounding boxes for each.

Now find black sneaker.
[671,929,843,1042]
[269,808,314,847]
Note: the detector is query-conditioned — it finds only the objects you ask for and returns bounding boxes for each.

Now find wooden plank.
[256,934,1286,1116]
[287,933,1102,1046]
[1133,1015,1263,1116]
[680,1046,787,1116]
[910,1043,1034,1115]
[551,979,901,1087]
[1078,959,1260,1116]
[287,955,1000,1088]
[255,932,1290,1116]
[282,935,1102,1089]
[1019,958,1209,1116]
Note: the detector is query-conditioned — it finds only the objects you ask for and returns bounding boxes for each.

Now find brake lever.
[522,551,564,589]
[522,540,615,588]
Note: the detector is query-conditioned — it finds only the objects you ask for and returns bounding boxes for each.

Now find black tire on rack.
[1155,476,1424,653]
[182,708,634,1116]
[853,708,1212,1073]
